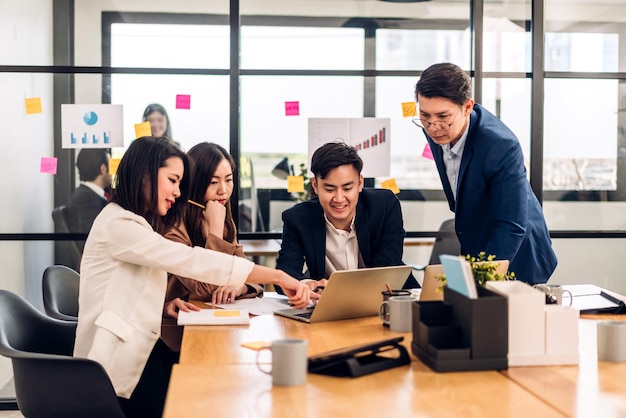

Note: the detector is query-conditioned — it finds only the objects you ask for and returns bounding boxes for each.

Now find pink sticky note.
[40,157,58,174]
[422,143,434,160]
[285,101,300,116]
[176,94,191,109]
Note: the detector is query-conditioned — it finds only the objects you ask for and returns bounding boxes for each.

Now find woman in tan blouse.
[162,142,262,350]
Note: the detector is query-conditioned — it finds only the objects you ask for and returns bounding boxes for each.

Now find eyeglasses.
[412,107,461,131]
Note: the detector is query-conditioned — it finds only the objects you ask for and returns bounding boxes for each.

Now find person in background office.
[413,62,557,285]
[142,103,172,139]
[73,136,315,418]
[276,141,417,294]
[65,148,111,250]
[161,142,262,351]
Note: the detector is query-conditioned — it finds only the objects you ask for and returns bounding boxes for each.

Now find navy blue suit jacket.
[66,184,107,251]
[425,104,557,285]
[276,188,417,289]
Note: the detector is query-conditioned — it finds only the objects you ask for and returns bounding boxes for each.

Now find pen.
[187,199,206,210]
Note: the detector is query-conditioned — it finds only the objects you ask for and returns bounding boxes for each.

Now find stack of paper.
[177,309,250,326]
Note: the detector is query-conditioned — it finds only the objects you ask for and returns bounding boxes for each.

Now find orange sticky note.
[25,97,43,115]
[134,121,152,139]
[214,310,241,317]
[381,178,400,194]
[287,175,305,193]
[401,102,416,118]
[40,157,58,174]
[285,101,300,116]
[241,341,271,351]
[109,158,121,175]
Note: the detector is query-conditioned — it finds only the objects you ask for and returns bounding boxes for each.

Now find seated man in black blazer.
[65,148,111,251]
[276,141,417,294]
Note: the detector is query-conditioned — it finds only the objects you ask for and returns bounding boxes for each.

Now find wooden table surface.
[163,309,626,417]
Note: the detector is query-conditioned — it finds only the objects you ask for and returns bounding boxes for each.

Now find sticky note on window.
[176,94,191,109]
[381,178,400,194]
[134,121,152,139]
[422,143,434,160]
[285,101,300,116]
[25,98,43,115]
[401,102,416,118]
[40,157,58,174]
[109,158,121,175]
[287,175,305,193]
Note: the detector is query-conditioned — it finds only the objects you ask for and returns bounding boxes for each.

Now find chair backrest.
[52,205,82,271]
[42,265,80,321]
[427,218,462,265]
[0,290,125,418]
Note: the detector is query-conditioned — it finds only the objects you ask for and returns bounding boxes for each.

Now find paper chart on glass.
[211,292,291,316]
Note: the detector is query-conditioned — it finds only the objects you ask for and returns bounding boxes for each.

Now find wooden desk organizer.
[411,287,508,372]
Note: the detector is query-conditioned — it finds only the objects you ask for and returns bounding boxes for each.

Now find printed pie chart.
[83,111,98,125]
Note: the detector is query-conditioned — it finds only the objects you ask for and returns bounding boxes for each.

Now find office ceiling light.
[271,157,292,180]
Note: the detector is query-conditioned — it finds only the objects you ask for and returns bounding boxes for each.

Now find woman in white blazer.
[73,137,315,418]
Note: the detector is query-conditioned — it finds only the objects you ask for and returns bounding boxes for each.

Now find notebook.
[177,309,250,325]
[420,260,510,302]
[274,265,413,323]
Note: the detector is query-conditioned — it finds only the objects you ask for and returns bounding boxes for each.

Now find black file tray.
[308,337,411,377]
[411,286,508,372]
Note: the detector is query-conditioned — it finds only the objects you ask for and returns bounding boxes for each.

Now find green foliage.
[436,252,516,290]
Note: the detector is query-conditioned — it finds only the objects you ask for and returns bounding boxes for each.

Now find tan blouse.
[161,222,263,351]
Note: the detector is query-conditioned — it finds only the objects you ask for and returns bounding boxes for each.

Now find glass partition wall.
[1,0,626,406]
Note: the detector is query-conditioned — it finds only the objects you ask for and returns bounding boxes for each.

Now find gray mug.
[379,296,414,332]
[256,339,308,386]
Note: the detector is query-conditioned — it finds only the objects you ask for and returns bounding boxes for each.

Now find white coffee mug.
[379,296,414,332]
[534,284,573,306]
[256,339,308,386]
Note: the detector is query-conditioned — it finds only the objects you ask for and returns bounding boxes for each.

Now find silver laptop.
[274,265,413,323]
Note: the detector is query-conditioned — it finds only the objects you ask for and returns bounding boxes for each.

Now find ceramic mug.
[534,284,573,306]
[256,339,308,386]
[379,296,414,332]
[380,290,411,325]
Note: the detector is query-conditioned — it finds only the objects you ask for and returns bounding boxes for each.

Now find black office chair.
[51,205,82,271]
[0,290,126,418]
[412,218,462,270]
[42,265,80,321]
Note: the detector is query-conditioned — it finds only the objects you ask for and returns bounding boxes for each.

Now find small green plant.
[436,252,516,290]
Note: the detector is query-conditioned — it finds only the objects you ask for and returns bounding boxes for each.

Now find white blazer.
[73,203,253,398]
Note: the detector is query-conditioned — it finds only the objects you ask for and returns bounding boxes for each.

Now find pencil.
[187,199,206,209]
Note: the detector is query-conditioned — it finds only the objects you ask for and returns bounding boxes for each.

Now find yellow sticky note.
[25,97,43,115]
[401,102,416,118]
[134,121,152,139]
[214,310,240,317]
[287,175,305,193]
[109,158,121,175]
[381,178,400,194]
[241,341,271,351]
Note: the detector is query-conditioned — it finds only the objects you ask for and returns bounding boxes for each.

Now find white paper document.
[211,293,290,316]
[177,309,250,325]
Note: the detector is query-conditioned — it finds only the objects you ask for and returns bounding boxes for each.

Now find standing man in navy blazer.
[276,142,417,292]
[66,149,111,251]
[413,62,557,285]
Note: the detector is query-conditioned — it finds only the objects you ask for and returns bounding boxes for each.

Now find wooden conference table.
[163,304,626,417]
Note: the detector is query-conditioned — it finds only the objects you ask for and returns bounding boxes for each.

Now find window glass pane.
[241,26,364,70]
[375,76,440,190]
[376,29,470,71]
[482,16,530,72]
[109,74,230,153]
[111,23,230,69]
[543,78,618,191]
[0,0,53,65]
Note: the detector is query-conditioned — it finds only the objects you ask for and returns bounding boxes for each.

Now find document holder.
[308,337,411,377]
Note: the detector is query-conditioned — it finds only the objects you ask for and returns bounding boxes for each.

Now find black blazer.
[276,188,417,289]
[66,184,107,250]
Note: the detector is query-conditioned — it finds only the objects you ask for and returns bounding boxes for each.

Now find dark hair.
[414,63,472,106]
[185,142,237,246]
[142,103,172,139]
[310,141,363,179]
[76,149,109,181]
[111,136,189,233]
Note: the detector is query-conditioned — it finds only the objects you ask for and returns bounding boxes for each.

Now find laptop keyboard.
[294,309,314,319]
